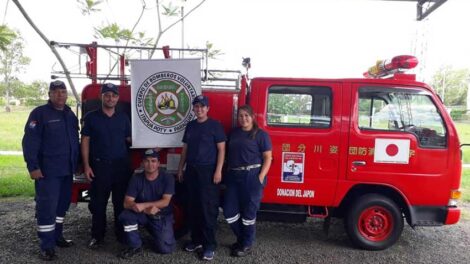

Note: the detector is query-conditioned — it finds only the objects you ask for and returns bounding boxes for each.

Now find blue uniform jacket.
[22,101,80,177]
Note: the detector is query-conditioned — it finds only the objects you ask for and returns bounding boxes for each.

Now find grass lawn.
[0,107,36,197]
[0,155,34,197]
[462,169,470,202]
[455,123,470,163]
[0,107,32,151]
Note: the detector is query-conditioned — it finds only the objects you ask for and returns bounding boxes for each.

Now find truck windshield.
[358,87,447,148]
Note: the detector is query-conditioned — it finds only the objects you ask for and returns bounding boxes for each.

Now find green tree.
[82,0,212,80]
[431,66,470,106]
[0,25,17,51]
[29,80,48,99]
[0,31,30,111]
[268,94,311,115]
[77,0,103,15]
[21,80,50,106]
[86,0,208,57]
[13,80,48,99]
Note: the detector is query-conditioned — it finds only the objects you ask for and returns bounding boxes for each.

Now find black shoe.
[234,246,251,257]
[118,247,142,259]
[230,242,241,250]
[183,242,203,252]
[56,237,74,248]
[39,248,57,261]
[230,242,241,256]
[87,238,103,250]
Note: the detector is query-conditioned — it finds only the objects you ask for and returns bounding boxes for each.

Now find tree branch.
[102,1,148,82]
[149,0,207,58]
[11,0,80,104]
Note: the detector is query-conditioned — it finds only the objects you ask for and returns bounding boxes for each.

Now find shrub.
[450,109,467,121]
[24,98,46,106]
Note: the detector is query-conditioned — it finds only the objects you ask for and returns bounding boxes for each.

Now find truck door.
[346,84,451,205]
[252,79,344,206]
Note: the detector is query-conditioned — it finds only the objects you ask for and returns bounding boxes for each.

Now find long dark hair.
[238,105,259,139]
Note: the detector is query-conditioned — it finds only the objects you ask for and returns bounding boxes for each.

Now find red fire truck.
[57,42,461,250]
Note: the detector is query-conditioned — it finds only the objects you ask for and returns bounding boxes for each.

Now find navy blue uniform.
[223,128,272,248]
[183,118,226,251]
[81,109,131,241]
[22,101,79,251]
[119,171,176,253]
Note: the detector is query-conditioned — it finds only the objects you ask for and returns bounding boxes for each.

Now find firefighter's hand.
[84,165,95,182]
[144,206,160,215]
[213,171,222,184]
[176,170,184,183]
[29,169,43,180]
[132,203,146,213]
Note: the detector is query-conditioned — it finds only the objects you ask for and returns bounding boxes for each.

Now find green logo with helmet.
[136,71,197,134]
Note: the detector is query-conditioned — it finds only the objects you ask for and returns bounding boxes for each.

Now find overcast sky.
[3,0,470,91]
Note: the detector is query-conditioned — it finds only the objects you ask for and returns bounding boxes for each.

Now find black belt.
[230,164,262,171]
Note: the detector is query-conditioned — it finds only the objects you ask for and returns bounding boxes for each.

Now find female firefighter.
[223,104,272,257]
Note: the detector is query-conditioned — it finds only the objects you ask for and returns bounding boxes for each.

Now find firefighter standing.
[223,104,272,257]
[22,80,80,261]
[81,83,132,248]
[177,95,226,261]
[118,149,176,259]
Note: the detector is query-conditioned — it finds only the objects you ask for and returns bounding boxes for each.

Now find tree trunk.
[5,88,10,112]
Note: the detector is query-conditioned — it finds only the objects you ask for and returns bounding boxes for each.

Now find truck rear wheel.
[345,194,403,250]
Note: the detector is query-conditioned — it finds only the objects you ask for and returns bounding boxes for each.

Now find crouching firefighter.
[118,149,176,259]
[22,80,80,261]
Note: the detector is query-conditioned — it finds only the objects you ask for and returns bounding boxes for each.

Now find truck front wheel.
[345,194,404,250]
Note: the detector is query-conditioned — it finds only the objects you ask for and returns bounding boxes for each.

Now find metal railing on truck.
[50,41,242,90]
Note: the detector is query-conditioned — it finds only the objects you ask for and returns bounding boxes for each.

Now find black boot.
[39,248,57,261]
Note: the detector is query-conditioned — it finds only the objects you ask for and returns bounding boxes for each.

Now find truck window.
[358,87,447,148]
[267,86,331,128]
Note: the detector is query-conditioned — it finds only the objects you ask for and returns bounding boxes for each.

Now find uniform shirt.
[227,127,272,168]
[182,118,226,165]
[81,109,131,160]
[126,170,175,215]
[22,101,80,177]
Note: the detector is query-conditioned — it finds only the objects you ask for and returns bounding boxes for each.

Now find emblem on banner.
[135,71,197,134]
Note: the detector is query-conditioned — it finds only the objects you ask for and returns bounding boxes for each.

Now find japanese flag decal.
[374,138,410,164]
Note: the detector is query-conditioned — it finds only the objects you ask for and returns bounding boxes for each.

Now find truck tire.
[345,193,403,250]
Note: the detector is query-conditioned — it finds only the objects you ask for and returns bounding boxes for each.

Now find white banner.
[130,59,201,148]
[374,138,410,164]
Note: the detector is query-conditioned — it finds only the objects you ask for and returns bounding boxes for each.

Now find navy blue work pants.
[88,158,131,241]
[35,175,72,250]
[223,168,264,248]
[119,209,176,254]
[185,164,220,251]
